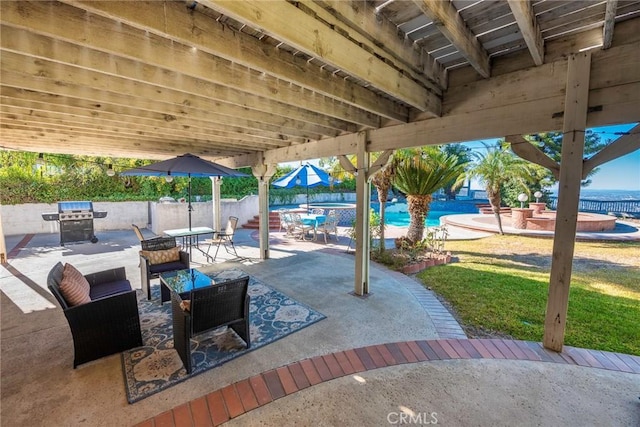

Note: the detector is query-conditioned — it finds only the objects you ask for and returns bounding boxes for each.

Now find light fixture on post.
[517,193,528,208]
[35,153,45,166]
[534,191,543,202]
[165,172,174,183]
[106,164,115,176]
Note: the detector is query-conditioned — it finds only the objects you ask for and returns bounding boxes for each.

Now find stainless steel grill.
[42,201,107,246]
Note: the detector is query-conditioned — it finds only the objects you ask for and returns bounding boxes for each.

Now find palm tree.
[369,153,397,252]
[467,143,533,234]
[393,149,467,245]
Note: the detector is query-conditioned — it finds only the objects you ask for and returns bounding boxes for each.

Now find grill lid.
[58,201,93,212]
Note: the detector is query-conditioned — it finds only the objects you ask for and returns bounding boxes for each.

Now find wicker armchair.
[171,276,251,374]
[139,236,190,300]
[47,262,142,368]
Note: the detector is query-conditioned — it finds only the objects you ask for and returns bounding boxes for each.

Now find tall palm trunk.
[487,189,504,235]
[406,194,432,244]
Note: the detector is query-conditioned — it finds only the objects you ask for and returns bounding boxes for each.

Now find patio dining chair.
[204,216,239,261]
[316,210,339,243]
[291,212,315,241]
[171,276,250,374]
[278,209,295,236]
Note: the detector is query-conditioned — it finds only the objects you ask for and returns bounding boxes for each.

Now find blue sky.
[461,123,639,191]
[283,123,639,191]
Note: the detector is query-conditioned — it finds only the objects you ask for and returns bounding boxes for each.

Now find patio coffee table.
[159,268,215,304]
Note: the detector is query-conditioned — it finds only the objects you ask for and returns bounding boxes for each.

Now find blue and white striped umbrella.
[272,164,333,209]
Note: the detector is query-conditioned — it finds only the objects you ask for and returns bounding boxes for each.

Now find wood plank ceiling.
[1,0,639,165]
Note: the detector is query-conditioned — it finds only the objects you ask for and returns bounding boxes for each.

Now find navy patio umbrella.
[121,153,248,230]
[271,163,333,210]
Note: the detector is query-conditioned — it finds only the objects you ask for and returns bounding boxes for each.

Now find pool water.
[383,210,458,227]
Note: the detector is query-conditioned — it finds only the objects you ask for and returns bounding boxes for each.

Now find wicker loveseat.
[139,236,190,301]
[47,262,143,368]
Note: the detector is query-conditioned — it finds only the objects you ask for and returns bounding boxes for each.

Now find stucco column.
[354,131,371,296]
[529,202,547,214]
[511,208,534,229]
[210,177,222,233]
[252,159,276,260]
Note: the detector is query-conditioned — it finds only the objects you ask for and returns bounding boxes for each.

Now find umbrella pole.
[306,186,309,212]
[188,175,193,231]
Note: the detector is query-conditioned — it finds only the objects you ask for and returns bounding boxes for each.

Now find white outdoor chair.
[316,211,338,243]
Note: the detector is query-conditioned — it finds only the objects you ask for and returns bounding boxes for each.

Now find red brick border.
[134,339,640,426]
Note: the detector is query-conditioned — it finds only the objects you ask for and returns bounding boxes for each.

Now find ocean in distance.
[551,189,640,201]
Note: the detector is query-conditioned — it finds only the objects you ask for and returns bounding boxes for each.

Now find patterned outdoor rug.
[121,268,325,403]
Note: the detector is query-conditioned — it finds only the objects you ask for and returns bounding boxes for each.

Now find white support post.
[252,159,276,260]
[543,52,592,352]
[257,178,270,259]
[354,131,371,296]
[210,177,222,233]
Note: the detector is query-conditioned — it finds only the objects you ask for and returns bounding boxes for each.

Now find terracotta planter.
[402,262,425,274]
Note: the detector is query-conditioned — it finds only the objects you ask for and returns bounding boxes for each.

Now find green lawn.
[415,236,640,355]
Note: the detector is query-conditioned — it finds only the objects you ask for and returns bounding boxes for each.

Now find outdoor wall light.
[106,164,115,176]
[517,193,528,208]
[534,191,543,202]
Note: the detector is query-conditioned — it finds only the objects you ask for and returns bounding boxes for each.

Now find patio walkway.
[1,227,638,426]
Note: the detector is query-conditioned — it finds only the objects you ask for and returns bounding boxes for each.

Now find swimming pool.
[272,201,459,227]
[384,210,458,227]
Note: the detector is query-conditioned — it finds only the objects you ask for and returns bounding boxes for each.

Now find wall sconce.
[106,164,115,176]
[517,193,528,208]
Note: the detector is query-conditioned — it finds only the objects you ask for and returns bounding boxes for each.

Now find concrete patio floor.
[1,225,638,426]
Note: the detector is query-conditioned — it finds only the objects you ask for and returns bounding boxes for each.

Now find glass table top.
[159,268,214,294]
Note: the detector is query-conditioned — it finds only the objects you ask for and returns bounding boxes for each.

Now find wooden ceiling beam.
[0,65,336,146]
[508,0,545,65]
[412,0,491,78]
[0,26,349,138]
[60,0,409,123]
[1,96,297,146]
[0,87,320,144]
[602,0,619,49]
[200,0,440,114]
[294,0,445,91]
[1,126,251,158]
[1,1,379,128]
[1,109,285,151]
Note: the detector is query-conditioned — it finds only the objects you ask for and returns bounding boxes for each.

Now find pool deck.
[441,214,640,241]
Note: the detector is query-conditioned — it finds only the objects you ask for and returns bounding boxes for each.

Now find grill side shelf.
[42,213,60,221]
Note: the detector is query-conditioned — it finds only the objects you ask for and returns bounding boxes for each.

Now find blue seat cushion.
[89,279,132,300]
[149,261,187,275]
